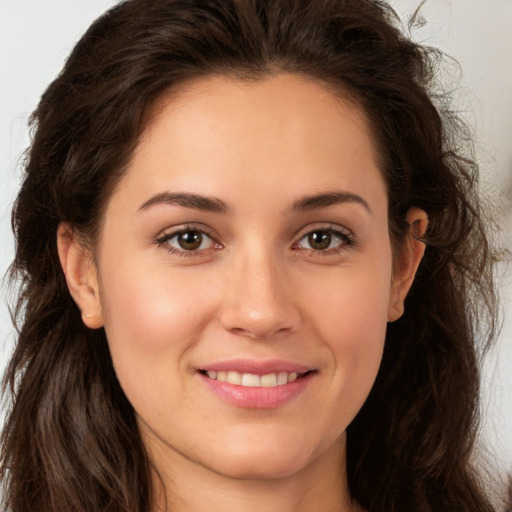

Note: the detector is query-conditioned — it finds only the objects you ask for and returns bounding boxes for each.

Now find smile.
[197,362,316,409]
[202,370,303,387]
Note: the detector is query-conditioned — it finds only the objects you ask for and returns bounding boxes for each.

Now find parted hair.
[1,0,497,511]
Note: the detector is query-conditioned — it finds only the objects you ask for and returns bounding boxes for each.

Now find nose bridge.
[219,241,300,339]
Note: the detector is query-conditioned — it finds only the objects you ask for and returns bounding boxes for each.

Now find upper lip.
[198,359,314,375]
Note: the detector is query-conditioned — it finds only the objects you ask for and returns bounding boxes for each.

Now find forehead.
[145,74,376,154]
[107,73,387,221]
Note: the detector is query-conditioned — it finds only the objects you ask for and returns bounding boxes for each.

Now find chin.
[210,453,308,481]
[203,432,322,481]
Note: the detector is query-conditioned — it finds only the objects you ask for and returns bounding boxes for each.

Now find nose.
[218,248,302,340]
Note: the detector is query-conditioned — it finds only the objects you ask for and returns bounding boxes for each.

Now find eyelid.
[295,222,352,237]
[155,224,222,256]
[292,223,355,254]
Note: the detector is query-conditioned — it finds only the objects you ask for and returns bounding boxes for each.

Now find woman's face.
[79,74,409,481]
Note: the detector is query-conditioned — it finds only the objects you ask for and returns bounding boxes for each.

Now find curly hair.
[1,0,497,510]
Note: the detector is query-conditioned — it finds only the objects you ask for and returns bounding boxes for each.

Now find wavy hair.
[1,0,497,510]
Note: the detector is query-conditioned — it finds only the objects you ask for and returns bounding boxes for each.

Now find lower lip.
[198,372,315,409]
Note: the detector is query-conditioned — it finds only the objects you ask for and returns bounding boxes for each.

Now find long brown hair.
[1,0,497,510]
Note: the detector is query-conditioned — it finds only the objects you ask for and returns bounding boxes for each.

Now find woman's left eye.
[294,227,353,253]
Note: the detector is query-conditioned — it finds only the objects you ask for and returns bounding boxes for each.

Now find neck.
[146,432,361,512]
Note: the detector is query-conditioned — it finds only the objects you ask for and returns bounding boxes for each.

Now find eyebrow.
[138,192,229,214]
[291,191,372,214]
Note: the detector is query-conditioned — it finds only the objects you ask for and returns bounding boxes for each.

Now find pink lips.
[197,359,315,409]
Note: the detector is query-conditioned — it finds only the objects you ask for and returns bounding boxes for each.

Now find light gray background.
[1,0,511,476]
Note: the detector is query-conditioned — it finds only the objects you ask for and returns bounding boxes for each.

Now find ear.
[57,223,104,329]
[387,207,428,322]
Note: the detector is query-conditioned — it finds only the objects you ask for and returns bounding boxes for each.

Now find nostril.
[228,327,268,340]
[218,291,302,339]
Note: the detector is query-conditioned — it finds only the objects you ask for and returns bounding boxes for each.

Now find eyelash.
[293,224,355,256]
[155,224,221,258]
[155,224,355,258]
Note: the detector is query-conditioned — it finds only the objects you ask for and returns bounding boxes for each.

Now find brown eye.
[177,231,203,250]
[158,229,216,253]
[307,231,332,250]
[294,227,353,254]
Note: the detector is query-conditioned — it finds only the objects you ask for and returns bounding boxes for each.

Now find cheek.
[301,264,391,397]
[98,258,219,395]
[304,259,392,338]
[102,254,217,335]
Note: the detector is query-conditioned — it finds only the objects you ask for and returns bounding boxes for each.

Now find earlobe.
[387,207,428,322]
[57,223,104,329]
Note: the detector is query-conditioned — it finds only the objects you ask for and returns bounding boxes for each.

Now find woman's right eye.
[156,228,220,255]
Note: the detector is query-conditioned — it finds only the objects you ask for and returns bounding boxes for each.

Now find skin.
[58,74,427,512]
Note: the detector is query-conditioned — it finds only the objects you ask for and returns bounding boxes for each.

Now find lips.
[197,359,316,408]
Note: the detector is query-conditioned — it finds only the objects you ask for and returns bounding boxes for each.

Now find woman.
[0,0,498,511]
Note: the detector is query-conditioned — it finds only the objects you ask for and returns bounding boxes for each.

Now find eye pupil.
[308,231,331,250]
[178,231,202,250]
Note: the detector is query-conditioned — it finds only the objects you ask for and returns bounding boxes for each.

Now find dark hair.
[505,476,512,512]
[1,0,498,510]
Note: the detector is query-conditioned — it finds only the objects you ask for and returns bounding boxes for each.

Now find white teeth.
[260,373,278,387]
[205,370,305,387]
[241,373,260,387]
[277,372,288,385]
[226,371,242,385]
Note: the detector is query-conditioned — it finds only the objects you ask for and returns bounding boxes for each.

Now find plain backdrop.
[1,0,511,476]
